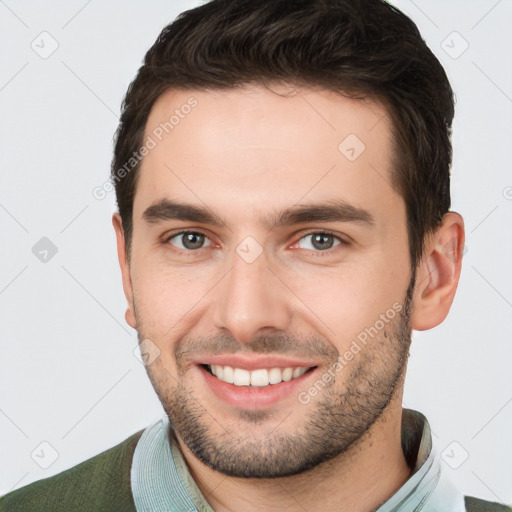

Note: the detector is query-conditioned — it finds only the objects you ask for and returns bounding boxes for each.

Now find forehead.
[134,84,401,229]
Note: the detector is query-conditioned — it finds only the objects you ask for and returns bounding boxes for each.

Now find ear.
[411,212,465,331]
[112,212,136,330]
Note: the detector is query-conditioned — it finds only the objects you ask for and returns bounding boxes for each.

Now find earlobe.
[112,213,136,330]
[125,308,136,330]
[411,212,465,331]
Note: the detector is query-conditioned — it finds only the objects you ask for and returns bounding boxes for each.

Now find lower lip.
[199,365,317,410]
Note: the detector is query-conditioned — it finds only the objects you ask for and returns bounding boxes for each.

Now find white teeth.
[282,367,293,381]
[212,365,223,379]
[250,369,269,387]
[268,368,282,384]
[292,367,307,378]
[207,364,311,387]
[222,365,234,384]
[233,368,251,386]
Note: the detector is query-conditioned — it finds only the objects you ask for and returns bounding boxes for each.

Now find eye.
[295,231,346,252]
[163,230,348,255]
[165,231,213,251]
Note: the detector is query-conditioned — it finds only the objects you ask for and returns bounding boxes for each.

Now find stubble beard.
[137,275,415,479]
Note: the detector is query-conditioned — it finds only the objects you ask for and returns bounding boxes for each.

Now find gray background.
[1,0,511,503]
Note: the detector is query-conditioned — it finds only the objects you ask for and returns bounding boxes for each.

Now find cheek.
[288,260,407,349]
[130,258,213,334]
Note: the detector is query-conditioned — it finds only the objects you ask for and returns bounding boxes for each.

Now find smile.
[197,356,320,409]
[205,364,312,387]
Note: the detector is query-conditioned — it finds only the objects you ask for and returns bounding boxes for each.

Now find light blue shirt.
[131,409,467,512]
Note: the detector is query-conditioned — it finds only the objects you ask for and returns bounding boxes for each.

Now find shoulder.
[465,496,512,512]
[0,429,144,512]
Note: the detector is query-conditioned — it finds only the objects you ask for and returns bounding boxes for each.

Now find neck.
[175,396,411,512]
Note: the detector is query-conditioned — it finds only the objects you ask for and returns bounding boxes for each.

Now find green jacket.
[1,430,510,512]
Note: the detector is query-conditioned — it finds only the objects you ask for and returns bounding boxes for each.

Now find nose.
[211,245,292,344]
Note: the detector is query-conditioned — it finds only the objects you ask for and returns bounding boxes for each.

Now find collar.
[130,408,466,512]
[373,408,466,511]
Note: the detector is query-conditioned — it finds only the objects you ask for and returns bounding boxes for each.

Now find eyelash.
[162,229,349,256]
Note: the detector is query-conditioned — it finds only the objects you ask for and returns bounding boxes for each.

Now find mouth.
[197,359,319,410]
[202,364,315,387]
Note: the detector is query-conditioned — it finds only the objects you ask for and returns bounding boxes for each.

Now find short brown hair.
[112,0,454,269]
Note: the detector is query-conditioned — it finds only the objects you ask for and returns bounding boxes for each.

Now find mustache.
[174,332,338,364]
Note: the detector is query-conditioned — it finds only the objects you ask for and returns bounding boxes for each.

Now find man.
[1,0,509,511]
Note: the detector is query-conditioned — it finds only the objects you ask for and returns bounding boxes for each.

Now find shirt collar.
[374,408,466,512]
[131,408,466,512]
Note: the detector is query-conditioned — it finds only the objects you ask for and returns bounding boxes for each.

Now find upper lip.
[196,355,319,371]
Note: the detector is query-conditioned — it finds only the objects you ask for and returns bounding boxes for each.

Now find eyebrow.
[142,199,375,230]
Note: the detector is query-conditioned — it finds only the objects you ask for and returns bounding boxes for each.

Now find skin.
[113,84,464,512]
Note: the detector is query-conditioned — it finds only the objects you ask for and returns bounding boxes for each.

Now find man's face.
[123,84,414,477]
